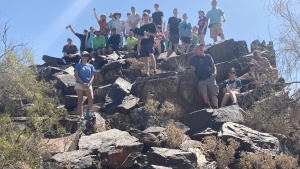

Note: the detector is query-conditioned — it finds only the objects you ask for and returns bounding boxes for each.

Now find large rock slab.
[183,109,213,134]
[211,105,244,129]
[42,55,66,66]
[64,95,87,111]
[54,74,76,95]
[129,129,162,148]
[102,77,132,114]
[117,94,139,114]
[205,39,236,64]
[218,122,281,155]
[78,129,143,168]
[160,52,195,71]
[147,147,197,169]
[51,150,94,169]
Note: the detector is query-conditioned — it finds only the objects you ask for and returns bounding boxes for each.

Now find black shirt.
[138,23,157,45]
[168,17,181,34]
[107,34,121,46]
[62,44,78,54]
[152,11,164,26]
[75,33,87,51]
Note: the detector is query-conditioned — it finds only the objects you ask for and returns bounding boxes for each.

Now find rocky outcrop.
[51,150,94,169]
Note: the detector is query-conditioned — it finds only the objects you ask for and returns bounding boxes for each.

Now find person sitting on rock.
[179,13,192,54]
[62,38,81,65]
[74,51,95,120]
[190,26,199,50]
[189,44,219,109]
[107,27,121,54]
[239,61,268,90]
[253,50,278,81]
[65,24,88,53]
[125,31,138,53]
[154,25,165,55]
[90,29,106,57]
[220,68,242,107]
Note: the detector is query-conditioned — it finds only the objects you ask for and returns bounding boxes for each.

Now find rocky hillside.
[4,39,299,169]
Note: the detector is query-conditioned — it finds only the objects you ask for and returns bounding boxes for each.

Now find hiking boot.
[84,109,92,120]
[203,103,211,109]
[211,105,218,109]
[80,116,84,121]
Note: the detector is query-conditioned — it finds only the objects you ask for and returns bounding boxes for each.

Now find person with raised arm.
[66,24,88,53]
[93,8,109,42]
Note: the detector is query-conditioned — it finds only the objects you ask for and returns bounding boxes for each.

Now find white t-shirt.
[129,13,141,29]
[140,17,152,27]
[112,19,123,35]
[125,18,132,34]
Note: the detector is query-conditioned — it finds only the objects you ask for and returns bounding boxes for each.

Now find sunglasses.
[230,72,236,74]
[82,55,89,57]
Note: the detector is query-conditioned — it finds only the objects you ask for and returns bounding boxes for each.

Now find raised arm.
[69,24,76,34]
[93,8,100,22]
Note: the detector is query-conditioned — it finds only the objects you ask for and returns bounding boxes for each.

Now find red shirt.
[98,20,109,36]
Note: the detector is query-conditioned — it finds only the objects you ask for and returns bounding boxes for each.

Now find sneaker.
[84,109,92,120]
[80,116,84,120]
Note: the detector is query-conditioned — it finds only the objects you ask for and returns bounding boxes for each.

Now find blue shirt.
[223,78,242,90]
[189,54,215,80]
[88,33,95,48]
[178,21,192,37]
[206,7,224,25]
[108,20,113,30]
[74,63,95,83]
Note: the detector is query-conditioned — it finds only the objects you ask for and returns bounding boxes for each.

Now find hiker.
[168,8,181,54]
[126,31,138,53]
[138,12,157,76]
[154,25,165,55]
[106,27,121,54]
[90,29,106,57]
[127,6,141,34]
[125,12,132,39]
[62,38,81,64]
[178,13,192,54]
[239,61,268,90]
[197,10,208,45]
[152,4,164,31]
[190,26,199,50]
[107,12,115,33]
[85,27,95,53]
[253,50,278,80]
[206,0,226,43]
[112,12,125,47]
[189,44,219,109]
[220,68,242,107]
[93,8,109,42]
[65,24,88,53]
[74,51,95,120]
[140,9,152,26]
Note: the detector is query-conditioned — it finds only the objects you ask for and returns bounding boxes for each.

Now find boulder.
[183,109,213,134]
[101,59,127,71]
[192,128,218,140]
[117,94,139,114]
[42,55,66,66]
[78,129,143,168]
[149,165,172,169]
[211,105,245,129]
[92,113,106,133]
[102,77,132,114]
[147,147,197,169]
[144,126,166,136]
[64,95,87,111]
[234,40,249,58]
[160,52,195,71]
[51,150,94,169]
[218,122,281,155]
[205,39,236,64]
[94,84,112,103]
[54,74,76,95]
[93,70,105,86]
[129,129,162,148]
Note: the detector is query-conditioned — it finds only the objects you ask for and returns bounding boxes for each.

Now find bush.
[202,136,240,169]
[165,124,185,149]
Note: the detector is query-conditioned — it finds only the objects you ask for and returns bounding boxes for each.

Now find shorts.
[181,36,191,44]
[210,23,223,38]
[198,28,207,35]
[169,33,179,44]
[140,42,154,57]
[74,82,92,91]
[197,76,219,96]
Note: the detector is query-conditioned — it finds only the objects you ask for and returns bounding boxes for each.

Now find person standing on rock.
[65,24,89,53]
[138,12,157,77]
[206,0,226,43]
[178,13,192,54]
[220,68,242,107]
[197,10,208,45]
[167,8,181,54]
[74,51,95,120]
[189,44,219,108]
[152,4,164,31]
[93,8,109,43]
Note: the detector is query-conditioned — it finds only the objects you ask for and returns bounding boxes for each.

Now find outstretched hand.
[93,8,96,11]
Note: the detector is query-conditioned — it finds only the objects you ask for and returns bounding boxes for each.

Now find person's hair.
[193,25,198,30]
[183,13,188,17]
[196,44,205,49]
[253,50,260,57]
[157,25,162,29]
[111,27,116,31]
[228,67,236,73]
[67,38,72,41]
[198,11,205,19]
[154,3,159,7]
[127,12,131,16]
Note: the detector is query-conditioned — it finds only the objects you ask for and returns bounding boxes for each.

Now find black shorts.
[169,33,179,44]
[132,28,140,36]
[140,42,154,57]
[181,37,191,44]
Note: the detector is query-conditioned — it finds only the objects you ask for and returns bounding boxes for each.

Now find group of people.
[190,45,278,109]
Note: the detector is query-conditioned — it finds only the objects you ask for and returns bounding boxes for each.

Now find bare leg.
[149,53,156,71]
[200,34,205,45]
[220,93,230,107]
[97,49,101,55]
[211,95,218,108]
[201,93,209,104]
[174,43,178,53]
[186,44,190,54]
[76,89,84,116]
[169,41,173,52]
[229,91,239,104]
[85,89,94,109]
[143,57,150,75]
[219,33,225,41]
[212,37,218,43]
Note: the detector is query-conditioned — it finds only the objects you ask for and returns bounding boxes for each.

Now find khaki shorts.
[210,23,223,38]
[74,82,92,91]
[197,76,219,96]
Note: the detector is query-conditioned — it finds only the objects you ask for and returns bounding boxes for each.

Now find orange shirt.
[98,20,109,36]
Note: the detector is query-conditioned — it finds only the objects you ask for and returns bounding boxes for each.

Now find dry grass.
[126,58,144,70]
[165,124,185,149]
[238,151,299,169]
[202,136,240,169]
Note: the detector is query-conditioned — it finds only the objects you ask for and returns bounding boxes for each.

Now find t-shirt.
[140,17,152,27]
[74,63,95,83]
[93,36,106,49]
[108,19,114,30]
[107,34,121,46]
[168,17,181,35]
[129,13,141,28]
[125,18,132,34]
[206,8,224,25]
[178,21,192,37]
[223,78,242,90]
[112,19,123,35]
[126,37,138,47]
[189,54,215,80]
[152,11,164,26]
[191,33,198,46]
[255,57,271,73]
[98,20,109,36]
[138,22,156,45]
[75,33,87,51]
[87,33,95,49]
[198,17,208,32]
[62,44,78,54]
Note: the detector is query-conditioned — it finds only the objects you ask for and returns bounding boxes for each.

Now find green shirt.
[126,37,138,48]
[92,36,106,50]
[191,33,198,46]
